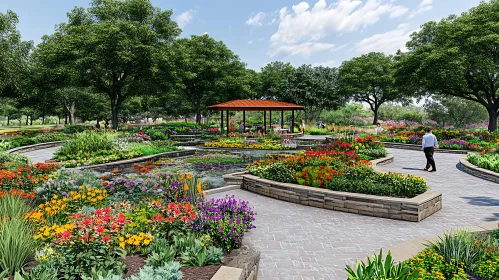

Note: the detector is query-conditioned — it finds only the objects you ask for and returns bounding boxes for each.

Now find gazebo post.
[281,111,284,128]
[220,111,223,135]
[226,110,229,136]
[242,111,246,134]
[263,110,267,135]
[291,110,295,133]
[269,111,272,132]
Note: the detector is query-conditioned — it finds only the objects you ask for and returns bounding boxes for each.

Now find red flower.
[96,226,105,234]
[102,236,111,243]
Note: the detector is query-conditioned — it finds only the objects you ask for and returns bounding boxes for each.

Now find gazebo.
[207,100,305,136]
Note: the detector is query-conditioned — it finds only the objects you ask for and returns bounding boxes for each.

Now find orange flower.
[101,176,109,181]
[102,181,109,187]
[112,169,120,174]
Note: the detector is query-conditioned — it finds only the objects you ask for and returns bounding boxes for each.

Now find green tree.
[260,61,295,100]
[339,52,404,125]
[35,0,181,129]
[0,10,32,96]
[424,96,488,127]
[280,65,345,121]
[396,0,499,131]
[171,34,248,124]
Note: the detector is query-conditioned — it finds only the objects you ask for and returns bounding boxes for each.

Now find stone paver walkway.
[210,148,499,280]
[22,146,60,163]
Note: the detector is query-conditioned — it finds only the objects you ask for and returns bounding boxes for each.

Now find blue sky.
[0,0,482,70]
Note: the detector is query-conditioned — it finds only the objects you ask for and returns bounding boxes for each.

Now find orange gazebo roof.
[207,100,304,111]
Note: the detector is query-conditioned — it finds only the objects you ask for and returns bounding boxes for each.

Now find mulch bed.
[181,265,222,280]
[121,255,146,278]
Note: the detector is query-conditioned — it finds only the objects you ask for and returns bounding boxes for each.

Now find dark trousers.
[424,147,436,171]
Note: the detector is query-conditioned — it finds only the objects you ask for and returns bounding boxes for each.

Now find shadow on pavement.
[462,196,499,207]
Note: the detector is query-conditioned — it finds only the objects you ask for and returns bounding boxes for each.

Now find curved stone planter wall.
[6,141,64,154]
[459,157,499,184]
[76,150,195,173]
[211,245,260,280]
[226,155,442,222]
[382,142,468,154]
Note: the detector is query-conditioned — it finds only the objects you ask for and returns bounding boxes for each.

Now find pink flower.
[102,236,111,243]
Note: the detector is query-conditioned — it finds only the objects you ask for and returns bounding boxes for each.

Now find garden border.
[6,141,64,154]
[459,157,499,184]
[75,149,196,172]
[224,155,442,222]
[381,142,468,154]
[378,221,499,263]
[211,245,261,280]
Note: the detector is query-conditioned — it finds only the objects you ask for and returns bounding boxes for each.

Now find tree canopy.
[396,0,499,131]
[339,52,404,125]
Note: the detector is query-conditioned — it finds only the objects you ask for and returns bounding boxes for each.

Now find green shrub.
[428,230,487,272]
[60,124,88,133]
[0,194,31,219]
[345,249,417,280]
[468,153,499,173]
[56,131,116,157]
[256,162,297,184]
[406,248,468,279]
[87,262,183,280]
[0,217,37,277]
[181,244,224,267]
[0,140,11,151]
[0,152,31,167]
[308,127,332,135]
[357,149,387,159]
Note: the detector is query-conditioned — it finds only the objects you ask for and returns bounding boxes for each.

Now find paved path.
[22,146,60,163]
[211,148,499,280]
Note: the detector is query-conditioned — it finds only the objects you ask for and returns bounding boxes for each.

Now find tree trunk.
[30,115,33,126]
[487,108,497,132]
[372,106,379,125]
[65,114,68,125]
[69,103,76,125]
[25,116,29,126]
[42,116,45,124]
[7,116,10,125]
[195,103,201,125]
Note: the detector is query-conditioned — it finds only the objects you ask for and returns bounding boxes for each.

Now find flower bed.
[0,132,69,151]
[0,162,256,279]
[346,230,499,280]
[53,131,180,167]
[467,153,499,173]
[204,137,296,150]
[247,137,425,198]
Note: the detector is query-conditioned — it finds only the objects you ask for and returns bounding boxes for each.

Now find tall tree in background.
[339,52,403,125]
[424,96,488,127]
[35,0,181,129]
[0,10,32,96]
[280,65,344,121]
[260,61,294,100]
[397,0,499,131]
[171,34,248,124]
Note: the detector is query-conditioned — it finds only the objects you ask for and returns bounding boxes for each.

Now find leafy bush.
[0,152,31,168]
[406,248,468,279]
[89,262,183,280]
[357,148,387,160]
[181,243,224,266]
[56,131,116,157]
[0,217,37,277]
[346,250,417,280]
[308,127,332,135]
[60,124,88,133]
[0,140,10,151]
[468,153,499,173]
[254,162,297,183]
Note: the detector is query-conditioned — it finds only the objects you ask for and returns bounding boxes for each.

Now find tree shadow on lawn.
[461,196,499,207]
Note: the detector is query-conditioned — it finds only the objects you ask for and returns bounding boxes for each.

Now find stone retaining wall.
[211,245,260,280]
[382,142,468,154]
[227,155,442,222]
[76,150,195,173]
[459,157,499,183]
[6,141,64,154]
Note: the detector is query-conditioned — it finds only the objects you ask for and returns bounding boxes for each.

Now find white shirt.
[422,133,438,148]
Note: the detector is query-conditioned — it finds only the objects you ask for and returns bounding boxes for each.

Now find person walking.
[422,127,438,172]
[300,120,306,134]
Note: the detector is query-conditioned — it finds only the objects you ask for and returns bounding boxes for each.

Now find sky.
[0,0,483,70]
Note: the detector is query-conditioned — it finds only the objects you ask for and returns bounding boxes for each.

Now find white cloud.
[408,0,432,18]
[176,10,195,28]
[248,41,253,44]
[312,60,338,67]
[203,32,209,35]
[390,5,408,18]
[269,42,335,57]
[355,24,416,54]
[270,0,409,45]
[246,12,266,26]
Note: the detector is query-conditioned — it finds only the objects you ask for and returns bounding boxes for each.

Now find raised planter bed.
[74,149,195,173]
[382,142,468,154]
[225,155,442,222]
[210,245,260,280]
[6,141,64,154]
[459,157,499,183]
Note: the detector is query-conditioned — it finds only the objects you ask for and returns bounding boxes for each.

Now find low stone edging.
[6,141,64,154]
[459,157,499,184]
[211,245,260,280]
[382,142,468,154]
[225,155,442,222]
[75,150,195,173]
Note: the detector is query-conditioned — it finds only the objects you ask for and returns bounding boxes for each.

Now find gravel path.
[210,148,499,280]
